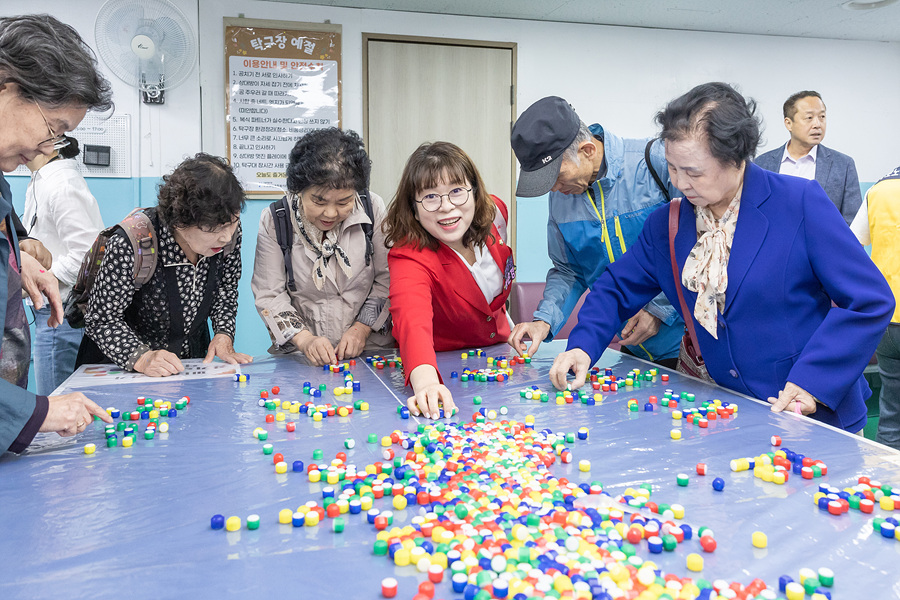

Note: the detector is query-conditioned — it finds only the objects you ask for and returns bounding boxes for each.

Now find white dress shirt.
[779,143,818,180]
[23,159,104,297]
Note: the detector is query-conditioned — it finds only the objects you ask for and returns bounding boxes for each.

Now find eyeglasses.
[416,187,471,212]
[34,101,70,151]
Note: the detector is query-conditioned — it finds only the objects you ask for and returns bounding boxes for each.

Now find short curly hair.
[157,153,246,231]
[286,128,370,194]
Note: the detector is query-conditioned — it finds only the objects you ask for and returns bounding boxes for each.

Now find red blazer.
[389,197,514,386]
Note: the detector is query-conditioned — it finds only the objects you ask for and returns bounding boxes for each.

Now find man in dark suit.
[754,91,861,225]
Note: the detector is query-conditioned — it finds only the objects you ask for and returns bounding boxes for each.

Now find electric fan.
[94,0,197,104]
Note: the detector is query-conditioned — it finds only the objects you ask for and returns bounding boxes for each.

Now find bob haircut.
[656,82,761,169]
[383,142,496,251]
[157,153,246,231]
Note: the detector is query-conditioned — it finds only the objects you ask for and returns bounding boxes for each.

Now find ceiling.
[268,0,900,43]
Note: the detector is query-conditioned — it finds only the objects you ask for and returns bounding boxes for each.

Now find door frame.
[362,33,518,254]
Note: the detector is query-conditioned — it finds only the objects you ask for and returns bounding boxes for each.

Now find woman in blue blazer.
[550,82,894,432]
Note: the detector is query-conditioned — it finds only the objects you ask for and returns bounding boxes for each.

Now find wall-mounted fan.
[94,0,197,104]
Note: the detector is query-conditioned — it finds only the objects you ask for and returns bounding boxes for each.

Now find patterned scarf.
[682,189,742,339]
[292,195,352,291]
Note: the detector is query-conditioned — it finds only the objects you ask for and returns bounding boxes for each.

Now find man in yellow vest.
[851,165,900,449]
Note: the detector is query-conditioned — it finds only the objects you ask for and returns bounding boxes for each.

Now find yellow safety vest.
[867,175,900,322]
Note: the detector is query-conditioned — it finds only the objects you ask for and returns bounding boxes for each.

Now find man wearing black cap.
[508,96,683,367]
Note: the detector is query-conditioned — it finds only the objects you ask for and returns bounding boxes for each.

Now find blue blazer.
[0,173,42,453]
[568,162,894,432]
[754,143,862,226]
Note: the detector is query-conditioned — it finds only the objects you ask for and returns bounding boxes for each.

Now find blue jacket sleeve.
[566,213,665,362]
[0,382,43,453]
[533,212,587,340]
[786,181,893,409]
[644,292,679,326]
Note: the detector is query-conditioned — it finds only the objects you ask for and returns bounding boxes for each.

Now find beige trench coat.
[251,193,393,356]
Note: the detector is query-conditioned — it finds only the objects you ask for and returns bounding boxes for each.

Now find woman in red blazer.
[384,142,515,420]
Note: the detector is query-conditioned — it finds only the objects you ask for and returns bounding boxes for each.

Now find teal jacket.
[534,125,683,361]
[0,172,46,453]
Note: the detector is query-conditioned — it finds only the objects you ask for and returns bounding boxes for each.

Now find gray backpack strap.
[269,196,296,292]
[359,189,375,266]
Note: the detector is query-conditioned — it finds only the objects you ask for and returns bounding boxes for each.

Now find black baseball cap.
[511,96,580,197]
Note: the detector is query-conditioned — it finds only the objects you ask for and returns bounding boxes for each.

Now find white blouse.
[452,243,503,305]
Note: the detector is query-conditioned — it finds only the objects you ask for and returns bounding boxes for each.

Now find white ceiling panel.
[267,0,900,42]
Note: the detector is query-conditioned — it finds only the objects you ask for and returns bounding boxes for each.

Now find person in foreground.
[80,154,251,376]
[385,142,514,420]
[252,128,392,366]
[549,82,894,433]
[0,14,113,453]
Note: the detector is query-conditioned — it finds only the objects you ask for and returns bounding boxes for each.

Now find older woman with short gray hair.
[0,14,114,453]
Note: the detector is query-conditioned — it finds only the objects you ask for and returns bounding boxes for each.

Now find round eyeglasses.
[34,101,70,151]
[415,187,471,212]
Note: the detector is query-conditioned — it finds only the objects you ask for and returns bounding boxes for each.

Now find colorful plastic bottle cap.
[279,508,293,524]
[696,463,708,475]
[122,437,133,448]
[677,474,689,487]
[578,460,591,472]
[225,516,241,532]
[210,514,225,530]
[817,567,834,587]
[803,577,821,595]
[712,477,725,491]
[246,514,260,530]
[752,531,767,548]
[784,581,806,600]
[158,422,169,433]
[382,577,398,598]
[686,553,703,572]
[670,429,682,440]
